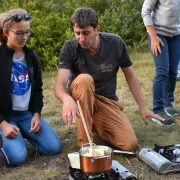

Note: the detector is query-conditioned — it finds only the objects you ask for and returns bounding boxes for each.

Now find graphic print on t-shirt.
[11,62,30,95]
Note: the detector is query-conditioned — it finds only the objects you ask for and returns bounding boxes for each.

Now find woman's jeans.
[148,34,180,113]
[0,111,62,166]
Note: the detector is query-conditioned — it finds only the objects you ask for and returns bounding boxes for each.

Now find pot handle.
[92,154,111,160]
[113,150,134,155]
[81,143,96,148]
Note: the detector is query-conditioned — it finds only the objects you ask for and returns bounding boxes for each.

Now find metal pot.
[79,143,135,173]
[79,143,112,173]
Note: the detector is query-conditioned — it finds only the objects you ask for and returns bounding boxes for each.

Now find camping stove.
[68,160,137,180]
[139,148,180,174]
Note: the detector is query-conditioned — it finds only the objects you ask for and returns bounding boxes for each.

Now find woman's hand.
[0,121,20,138]
[29,113,41,133]
[151,36,164,56]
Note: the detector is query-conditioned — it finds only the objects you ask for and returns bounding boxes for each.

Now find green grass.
[1,51,180,179]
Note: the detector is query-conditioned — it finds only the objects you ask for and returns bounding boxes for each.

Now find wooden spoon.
[77,100,95,156]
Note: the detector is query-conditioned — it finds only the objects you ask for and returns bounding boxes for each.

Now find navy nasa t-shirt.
[11,55,31,111]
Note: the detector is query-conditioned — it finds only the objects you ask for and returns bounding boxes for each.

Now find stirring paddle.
[76,100,92,145]
[77,101,105,157]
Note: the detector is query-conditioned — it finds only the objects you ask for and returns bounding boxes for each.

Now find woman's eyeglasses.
[9,29,32,38]
[11,13,31,22]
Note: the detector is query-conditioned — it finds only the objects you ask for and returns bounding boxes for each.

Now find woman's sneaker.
[0,135,9,165]
[151,112,176,126]
[165,106,179,116]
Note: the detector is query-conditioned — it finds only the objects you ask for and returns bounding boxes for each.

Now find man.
[54,7,163,151]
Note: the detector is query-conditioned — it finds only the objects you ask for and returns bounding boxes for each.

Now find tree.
[0,0,146,70]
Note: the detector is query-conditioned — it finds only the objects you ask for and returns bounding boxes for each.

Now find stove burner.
[69,167,123,180]
[154,144,180,163]
[88,174,105,179]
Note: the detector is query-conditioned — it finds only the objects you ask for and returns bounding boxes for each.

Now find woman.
[141,0,180,126]
[0,8,62,166]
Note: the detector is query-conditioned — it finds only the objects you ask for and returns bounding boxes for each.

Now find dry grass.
[1,51,180,180]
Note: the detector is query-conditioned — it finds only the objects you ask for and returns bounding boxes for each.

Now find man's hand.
[140,107,164,124]
[54,69,78,125]
[29,113,41,133]
[62,96,79,125]
[0,121,20,138]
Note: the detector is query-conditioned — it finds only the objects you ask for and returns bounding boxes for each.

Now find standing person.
[141,0,180,126]
[54,7,163,151]
[0,8,62,166]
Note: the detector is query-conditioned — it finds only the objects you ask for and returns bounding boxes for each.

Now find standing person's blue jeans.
[148,34,180,113]
[0,111,62,166]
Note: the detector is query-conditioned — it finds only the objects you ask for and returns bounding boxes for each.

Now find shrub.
[0,0,147,70]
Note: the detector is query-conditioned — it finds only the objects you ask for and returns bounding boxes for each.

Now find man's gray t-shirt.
[59,32,132,101]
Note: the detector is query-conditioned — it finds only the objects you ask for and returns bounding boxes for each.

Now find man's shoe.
[0,134,9,165]
[165,106,179,116]
[151,112,176,126]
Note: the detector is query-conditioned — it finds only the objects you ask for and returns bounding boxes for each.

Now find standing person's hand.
[29,113,41,133]
[62,96,79,125]
[0,121,19,138]
[140,107,164,124]
[151,35,164,56]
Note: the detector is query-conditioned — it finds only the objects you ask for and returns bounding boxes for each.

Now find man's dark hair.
[71,7,98,29]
